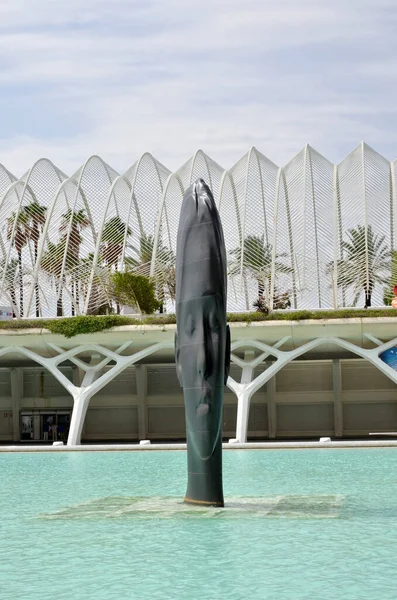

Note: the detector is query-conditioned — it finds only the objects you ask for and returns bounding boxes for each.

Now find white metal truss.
[0,341,174,445]
[0,143,396,317]
[227,334,397,442]
[2,333,397,444]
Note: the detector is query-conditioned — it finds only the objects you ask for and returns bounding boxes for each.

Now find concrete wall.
[0,366,73,441]
[84,366,138,441]
[341,360,397,435]
[275,361,334,437]
[0,369,12,440]
[1,359,397,441]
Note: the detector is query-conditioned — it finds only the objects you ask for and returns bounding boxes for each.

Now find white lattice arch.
[13,158,68,316]
[1,143,397,316]
[0,180,24,297]
[150,172,184,278]
[120,153,170,278]
[0,164,17,197]
[82,173,124,313]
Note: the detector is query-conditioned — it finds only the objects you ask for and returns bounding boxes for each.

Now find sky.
[0,0,396,176]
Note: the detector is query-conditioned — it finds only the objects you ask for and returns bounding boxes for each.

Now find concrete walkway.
[2,440,397,452]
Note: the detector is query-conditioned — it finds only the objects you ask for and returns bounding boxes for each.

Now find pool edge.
[3,440,397,452]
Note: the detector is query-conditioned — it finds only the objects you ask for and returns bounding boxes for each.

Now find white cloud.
[0,0,396,176]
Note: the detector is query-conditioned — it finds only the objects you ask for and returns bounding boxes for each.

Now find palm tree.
[24,201,47,316]
[125,232,155,274]
[101,216,132,269]
[78,251,115,315]
[6,210,29,317]
[156,243,176,309]
[60,209,90,315]
[229,234,293,310]
[41,241,66,316]
[101,216,132,313]
[0,257,19,317]
[333,224,390,308]
[125,233,175,312]
[383,251,397,306]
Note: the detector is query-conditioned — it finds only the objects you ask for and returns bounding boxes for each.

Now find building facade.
[1,318,397,445]
[1,143,397,443]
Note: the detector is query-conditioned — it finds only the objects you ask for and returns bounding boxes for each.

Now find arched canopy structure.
[0,144,395,316]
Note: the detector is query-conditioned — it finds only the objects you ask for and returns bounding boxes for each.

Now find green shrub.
[1,308,397,338]
[46,315,132,338]
[110,272,161,314]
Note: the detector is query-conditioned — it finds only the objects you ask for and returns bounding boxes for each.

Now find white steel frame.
[0,143,395,317]
[1,332,397,445]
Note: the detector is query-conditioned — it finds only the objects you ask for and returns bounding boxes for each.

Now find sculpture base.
[184,497,224,507]
[41,494,343,520]
[184,467,224,508]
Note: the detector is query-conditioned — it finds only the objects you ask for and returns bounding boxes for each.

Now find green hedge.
[0,309,397,338]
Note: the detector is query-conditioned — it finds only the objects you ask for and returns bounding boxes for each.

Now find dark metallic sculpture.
[175,178,230,507]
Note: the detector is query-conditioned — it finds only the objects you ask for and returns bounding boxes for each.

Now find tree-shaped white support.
[61,341,174,445]
[227,335,397,443]
[1,332,397,445]
[0,340,174,445]
[227,337,291,442]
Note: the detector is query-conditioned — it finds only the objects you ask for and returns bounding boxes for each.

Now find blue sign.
[380,347,397,370]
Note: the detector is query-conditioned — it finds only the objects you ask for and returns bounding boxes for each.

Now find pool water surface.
[1,448,397,599]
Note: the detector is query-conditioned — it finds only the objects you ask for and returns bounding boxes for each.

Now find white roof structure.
[0,142,395,318]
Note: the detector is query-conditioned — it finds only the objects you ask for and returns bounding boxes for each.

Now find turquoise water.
[1,449,397,599]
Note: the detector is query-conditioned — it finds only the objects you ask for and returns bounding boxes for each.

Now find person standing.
[52,421,58,441]
[43,419,49,441]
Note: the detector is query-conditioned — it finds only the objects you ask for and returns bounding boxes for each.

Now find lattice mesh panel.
[0,143,395,317]
[84,175,133,314]
[219,171,245,311]
[335,146,364,307]
[0,164,16,196]
[151,174,183,313]
[0,160,67,317]
[277,146,334,310]
[335,143,392,308]
[393,158,397,252]
[30,157,117,318]
[362,145,392,307]
[228,148,279,312]
[274,152,303,310]
[299,146,334,309]
[176,150,225,202]
[0,181,25,312]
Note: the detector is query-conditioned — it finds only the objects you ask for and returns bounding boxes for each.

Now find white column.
[11,368,22,442]
[136,365,147,440]
[64,342,172,445]
[0,341,172,446]
[235,389,252,443]
[67,369,98,446]
[67,391,92,445]
[266,365,277,439]
[333,359,343,438]
[234,350,255,443]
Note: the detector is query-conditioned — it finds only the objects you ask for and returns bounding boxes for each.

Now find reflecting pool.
[1,449,397,599]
